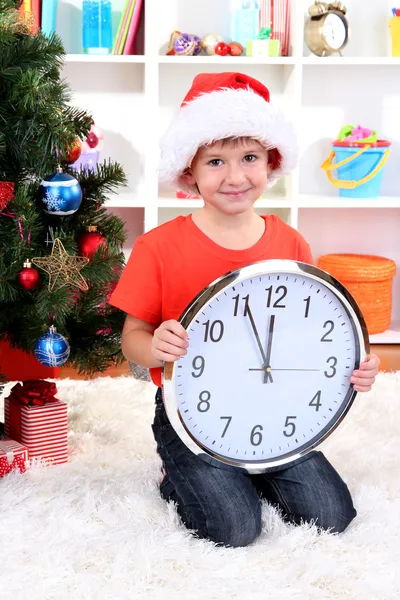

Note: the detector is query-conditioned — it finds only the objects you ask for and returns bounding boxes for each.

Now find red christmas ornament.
[64,138,82,164]
[18,260,40,290]
[215,42,230,56]
[77,225,107,259]
[0,181,15,210]
[229,42,244,56]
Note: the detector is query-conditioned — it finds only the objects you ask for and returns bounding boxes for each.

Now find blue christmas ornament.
[34,326,71,367]
[39,168,82,216]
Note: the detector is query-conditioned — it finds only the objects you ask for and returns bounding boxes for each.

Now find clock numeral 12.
[265,285,287,308]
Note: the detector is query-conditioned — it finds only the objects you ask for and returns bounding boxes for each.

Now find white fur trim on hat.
[159,86,298,195]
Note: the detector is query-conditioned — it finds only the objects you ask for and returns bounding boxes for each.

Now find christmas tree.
[0,1,128,375]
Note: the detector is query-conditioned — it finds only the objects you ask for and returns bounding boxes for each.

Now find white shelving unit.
[59,0,400,343]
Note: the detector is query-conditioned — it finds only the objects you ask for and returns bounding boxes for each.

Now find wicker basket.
[317,254,396,334]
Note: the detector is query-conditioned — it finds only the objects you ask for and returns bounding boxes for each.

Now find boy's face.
[182,138,270,216]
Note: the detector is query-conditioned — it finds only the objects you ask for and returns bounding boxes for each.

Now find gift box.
[0,438,28,478]
[246,38,280,57]
[4,380,68,465]
[260,0,291,57]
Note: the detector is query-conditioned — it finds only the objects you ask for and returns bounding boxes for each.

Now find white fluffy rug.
[1,373,399,600]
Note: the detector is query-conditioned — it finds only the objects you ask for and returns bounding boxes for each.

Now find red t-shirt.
[109,214,313,387]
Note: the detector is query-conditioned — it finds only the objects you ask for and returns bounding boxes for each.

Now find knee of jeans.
[309,497,357,534]
[199,504,262,548]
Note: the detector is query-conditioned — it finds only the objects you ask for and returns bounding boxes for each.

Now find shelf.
[158,195,293,209]
[105,193,145,208]
[298,195,400,209]
[64,55,400,66]
[65,54,145,64]
[158,56,296,66]
[370,322,400,344]
[302,57,400,66]
[60,0,400,345]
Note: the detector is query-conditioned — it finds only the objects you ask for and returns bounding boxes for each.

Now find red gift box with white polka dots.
[0,438,28,478]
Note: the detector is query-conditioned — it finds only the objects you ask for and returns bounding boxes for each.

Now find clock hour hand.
[263,315,275,383]
[244,304,267,366]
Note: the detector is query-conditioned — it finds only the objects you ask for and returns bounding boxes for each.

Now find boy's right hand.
[151,319,189,363]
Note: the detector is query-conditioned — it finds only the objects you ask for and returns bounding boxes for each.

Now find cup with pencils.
[389,8,400,56]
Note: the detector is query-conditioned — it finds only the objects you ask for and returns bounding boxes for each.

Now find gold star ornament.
[32,238,89,292]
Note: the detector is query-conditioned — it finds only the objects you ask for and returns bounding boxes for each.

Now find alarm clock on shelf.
[305,1,350,57]
[162,259,369,474]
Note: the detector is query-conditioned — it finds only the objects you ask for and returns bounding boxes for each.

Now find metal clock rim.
[162,260,369,474]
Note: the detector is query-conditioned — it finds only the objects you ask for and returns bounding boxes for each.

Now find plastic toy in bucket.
[321,139,391,199]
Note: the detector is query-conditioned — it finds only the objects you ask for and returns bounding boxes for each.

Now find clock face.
[163,261,368,472]
[323,13,348,50]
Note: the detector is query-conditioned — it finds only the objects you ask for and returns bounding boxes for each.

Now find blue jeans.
[152,389,356,547]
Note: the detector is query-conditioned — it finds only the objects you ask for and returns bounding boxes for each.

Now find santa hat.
[159,72,298,195]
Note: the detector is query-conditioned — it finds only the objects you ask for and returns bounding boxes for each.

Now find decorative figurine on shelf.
[304,1,350,57]
[165,30,244,57]
[166,31,201,56]
[175,33,202,56]
[229,41,244,56]
[166,30,181,55]
[201,32,223,55]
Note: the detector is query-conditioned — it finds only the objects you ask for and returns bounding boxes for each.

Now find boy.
[109,72,379,547]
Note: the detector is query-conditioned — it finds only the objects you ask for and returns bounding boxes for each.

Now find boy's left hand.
[350,353,380,393]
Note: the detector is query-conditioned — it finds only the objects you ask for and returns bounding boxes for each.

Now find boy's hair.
[159,72,297,195]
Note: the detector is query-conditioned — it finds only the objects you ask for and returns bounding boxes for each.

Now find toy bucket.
[321,141,391,198]
[389,17,400,57]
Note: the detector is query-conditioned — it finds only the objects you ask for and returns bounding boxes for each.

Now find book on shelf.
[113,0,143,55]
[19,0,59,38]
[19,0,41,32]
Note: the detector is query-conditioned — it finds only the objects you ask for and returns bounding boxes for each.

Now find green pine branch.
[0,8,131,375]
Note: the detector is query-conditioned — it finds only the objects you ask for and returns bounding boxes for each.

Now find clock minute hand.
[244,304,267,365]
[263,314,275,383]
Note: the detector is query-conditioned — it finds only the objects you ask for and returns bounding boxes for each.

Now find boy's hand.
[350,353,380,393]
[152,319,189,363]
